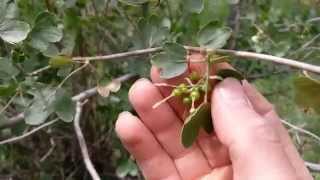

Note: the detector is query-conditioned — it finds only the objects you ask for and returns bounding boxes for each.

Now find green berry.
[190,90,200,100]
[183,97,192,105]
[193,86,201,92]
[172,88,182,97]
[181,87,188,93]
[178,83,187,89]
[189,71,200,81]
[178,83,188,93]
[201,84,212,92]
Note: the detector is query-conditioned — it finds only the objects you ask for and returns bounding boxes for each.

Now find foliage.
[0,0,319,179]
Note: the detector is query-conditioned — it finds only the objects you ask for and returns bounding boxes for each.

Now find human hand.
[116,54,312,180]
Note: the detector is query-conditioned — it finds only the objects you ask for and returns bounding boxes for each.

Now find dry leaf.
[97,80,122,97]
[108,80,121,92]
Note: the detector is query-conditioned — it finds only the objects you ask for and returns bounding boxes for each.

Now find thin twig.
[40,138,56,162]
[73,46,320,74]
[57,61,89,89]
[72,47,162,61]
[28,65,51,76]
[198,47,320,74]
[281,120,320,144]
[0,92,18,114]
[0,118,59,145]
[305,161,320,172]
[74,101,101,180]
[307,17,320,23]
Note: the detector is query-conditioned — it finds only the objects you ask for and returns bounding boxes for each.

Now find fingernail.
[216,78,249,106]
[118,111,133,119]
[129,78,150,96]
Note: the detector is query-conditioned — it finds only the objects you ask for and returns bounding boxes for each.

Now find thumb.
[211,78,298,180]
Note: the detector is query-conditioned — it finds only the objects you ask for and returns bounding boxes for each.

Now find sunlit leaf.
[294,76,320,114]
[49,56,72,68]
[151,43,187,79]
[0,20,30,44]
[197,22,232,48]
[181,103,213,148]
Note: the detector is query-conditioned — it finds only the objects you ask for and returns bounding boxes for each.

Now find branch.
[281,120,320,172]
[281,120,320,145]
[74,101,101,180]
[202,47,320,74]
[0,74,136,130]
[72,47,162,61]
[305,161,320,172]
[0,118,59,145]
[72,46,320,74]
[28,65,51,76]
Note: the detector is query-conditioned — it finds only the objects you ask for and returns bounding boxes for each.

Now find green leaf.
[137,16,169,48]
[201,105,214,134]
[25,88,56,125]
[0,20,31,44]
[151,43,187,79]
[116,159,138,178]
[28,12,63,52]
[0,83,17,97]
[0,58,19,80]
[53,89,75,122]
[294,76,320,114]
[216,69,244,81]
[185,0,204,14]
[25,100,52,125]
[197,22,232,48]
[49,56,73,68]
[42,44,60,57]
[199,0,230,26]
[118,0,149,6]
[181,103,213,148]
[0,0,11,22]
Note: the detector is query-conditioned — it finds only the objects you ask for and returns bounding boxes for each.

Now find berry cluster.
[153,71,212,114]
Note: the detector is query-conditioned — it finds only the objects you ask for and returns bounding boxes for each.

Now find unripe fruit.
[172,88,183,97]
[178,83,188,93]
[193,86,201,92]
[201,84,212,92]
[178,83,187,89]
[189,71,200,81]
[183,97,192,105]
[190,90,200,100]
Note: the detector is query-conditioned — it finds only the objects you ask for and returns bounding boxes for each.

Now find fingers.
[115,112,180,180]
[243,81,313,180]
[150,53,231,168]
[129,78,211,179]
[212,78,298,179]
[150,53,208,118]
[200,166,233,180]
